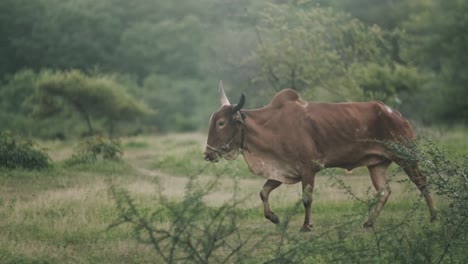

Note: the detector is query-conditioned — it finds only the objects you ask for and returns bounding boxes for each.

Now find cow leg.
[300,174,315,232]
[363,160,392,228]
[260,179,282,224]
[403,166,437,222]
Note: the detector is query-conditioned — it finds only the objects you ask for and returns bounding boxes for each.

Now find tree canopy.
[249,4,423,104]
[0,0,466,137]
[34,70,152,135]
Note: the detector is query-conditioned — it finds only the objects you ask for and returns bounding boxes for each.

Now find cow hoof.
[430,214,438,223]
[266,214,280,224]
[299,225,312,232]
[362,221,373,229]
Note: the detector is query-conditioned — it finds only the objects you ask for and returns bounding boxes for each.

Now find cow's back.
[243,90,415,174]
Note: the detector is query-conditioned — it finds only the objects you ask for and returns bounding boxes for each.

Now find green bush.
[65,136,123,165]
[109,175,250,264]
[0,131,51,169]
[112,137,468,263]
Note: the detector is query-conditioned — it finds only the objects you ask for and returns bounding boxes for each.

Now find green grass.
[418,125,468,155]
[0,162,154,263]
[151,146,252,177]
[0,129,466,263]
[124,140,150,149]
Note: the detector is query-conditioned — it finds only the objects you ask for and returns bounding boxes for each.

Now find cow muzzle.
[203,150,220,163]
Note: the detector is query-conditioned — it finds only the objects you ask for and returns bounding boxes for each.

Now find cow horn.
[219,80,231,106]
[232,93,246,113]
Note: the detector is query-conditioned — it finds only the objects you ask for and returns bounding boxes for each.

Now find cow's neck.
[241,109,275,153]
[239,109,301,184]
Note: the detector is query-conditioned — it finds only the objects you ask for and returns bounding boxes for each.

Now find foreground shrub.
[111,138,467,263]
[109,175,255,264]
[0,131,51,169]
[65,136,123,165]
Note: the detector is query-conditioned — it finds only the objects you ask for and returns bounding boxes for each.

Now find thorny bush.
[109,174,257,264]
[110,138,467,263]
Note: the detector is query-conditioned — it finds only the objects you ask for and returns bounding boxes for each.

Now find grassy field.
[0,129,467,263]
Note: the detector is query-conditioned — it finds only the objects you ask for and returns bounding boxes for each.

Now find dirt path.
[131,162,419,209]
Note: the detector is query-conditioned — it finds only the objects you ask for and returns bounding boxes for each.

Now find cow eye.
[217,121,225,127]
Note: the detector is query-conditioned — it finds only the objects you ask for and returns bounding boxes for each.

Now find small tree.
[33,70,153,135]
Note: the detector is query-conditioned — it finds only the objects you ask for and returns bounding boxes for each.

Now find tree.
[0,0,208,80]
[329,0,468,123]
[34,70,153,135]
[137,74,213,132]
[403,0,468,122]
[0,70,41,136]
[246,3,424,105]
[117,16,203,79]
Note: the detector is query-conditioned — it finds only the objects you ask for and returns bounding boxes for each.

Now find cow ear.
[219,80,231,106]
[233,112,245,124]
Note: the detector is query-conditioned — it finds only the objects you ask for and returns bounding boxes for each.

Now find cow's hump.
[270,89,303,108]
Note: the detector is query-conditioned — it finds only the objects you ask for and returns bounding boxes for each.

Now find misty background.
[1,0,466,138]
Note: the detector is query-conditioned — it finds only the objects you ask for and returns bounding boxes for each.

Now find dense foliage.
[0,0,466,137]
[0,132,50,169]
[249,4,424,104]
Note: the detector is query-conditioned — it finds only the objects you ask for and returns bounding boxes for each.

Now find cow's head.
[204,81,246,162]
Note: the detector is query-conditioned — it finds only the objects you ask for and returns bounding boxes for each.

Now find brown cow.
[204,82,437,232]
